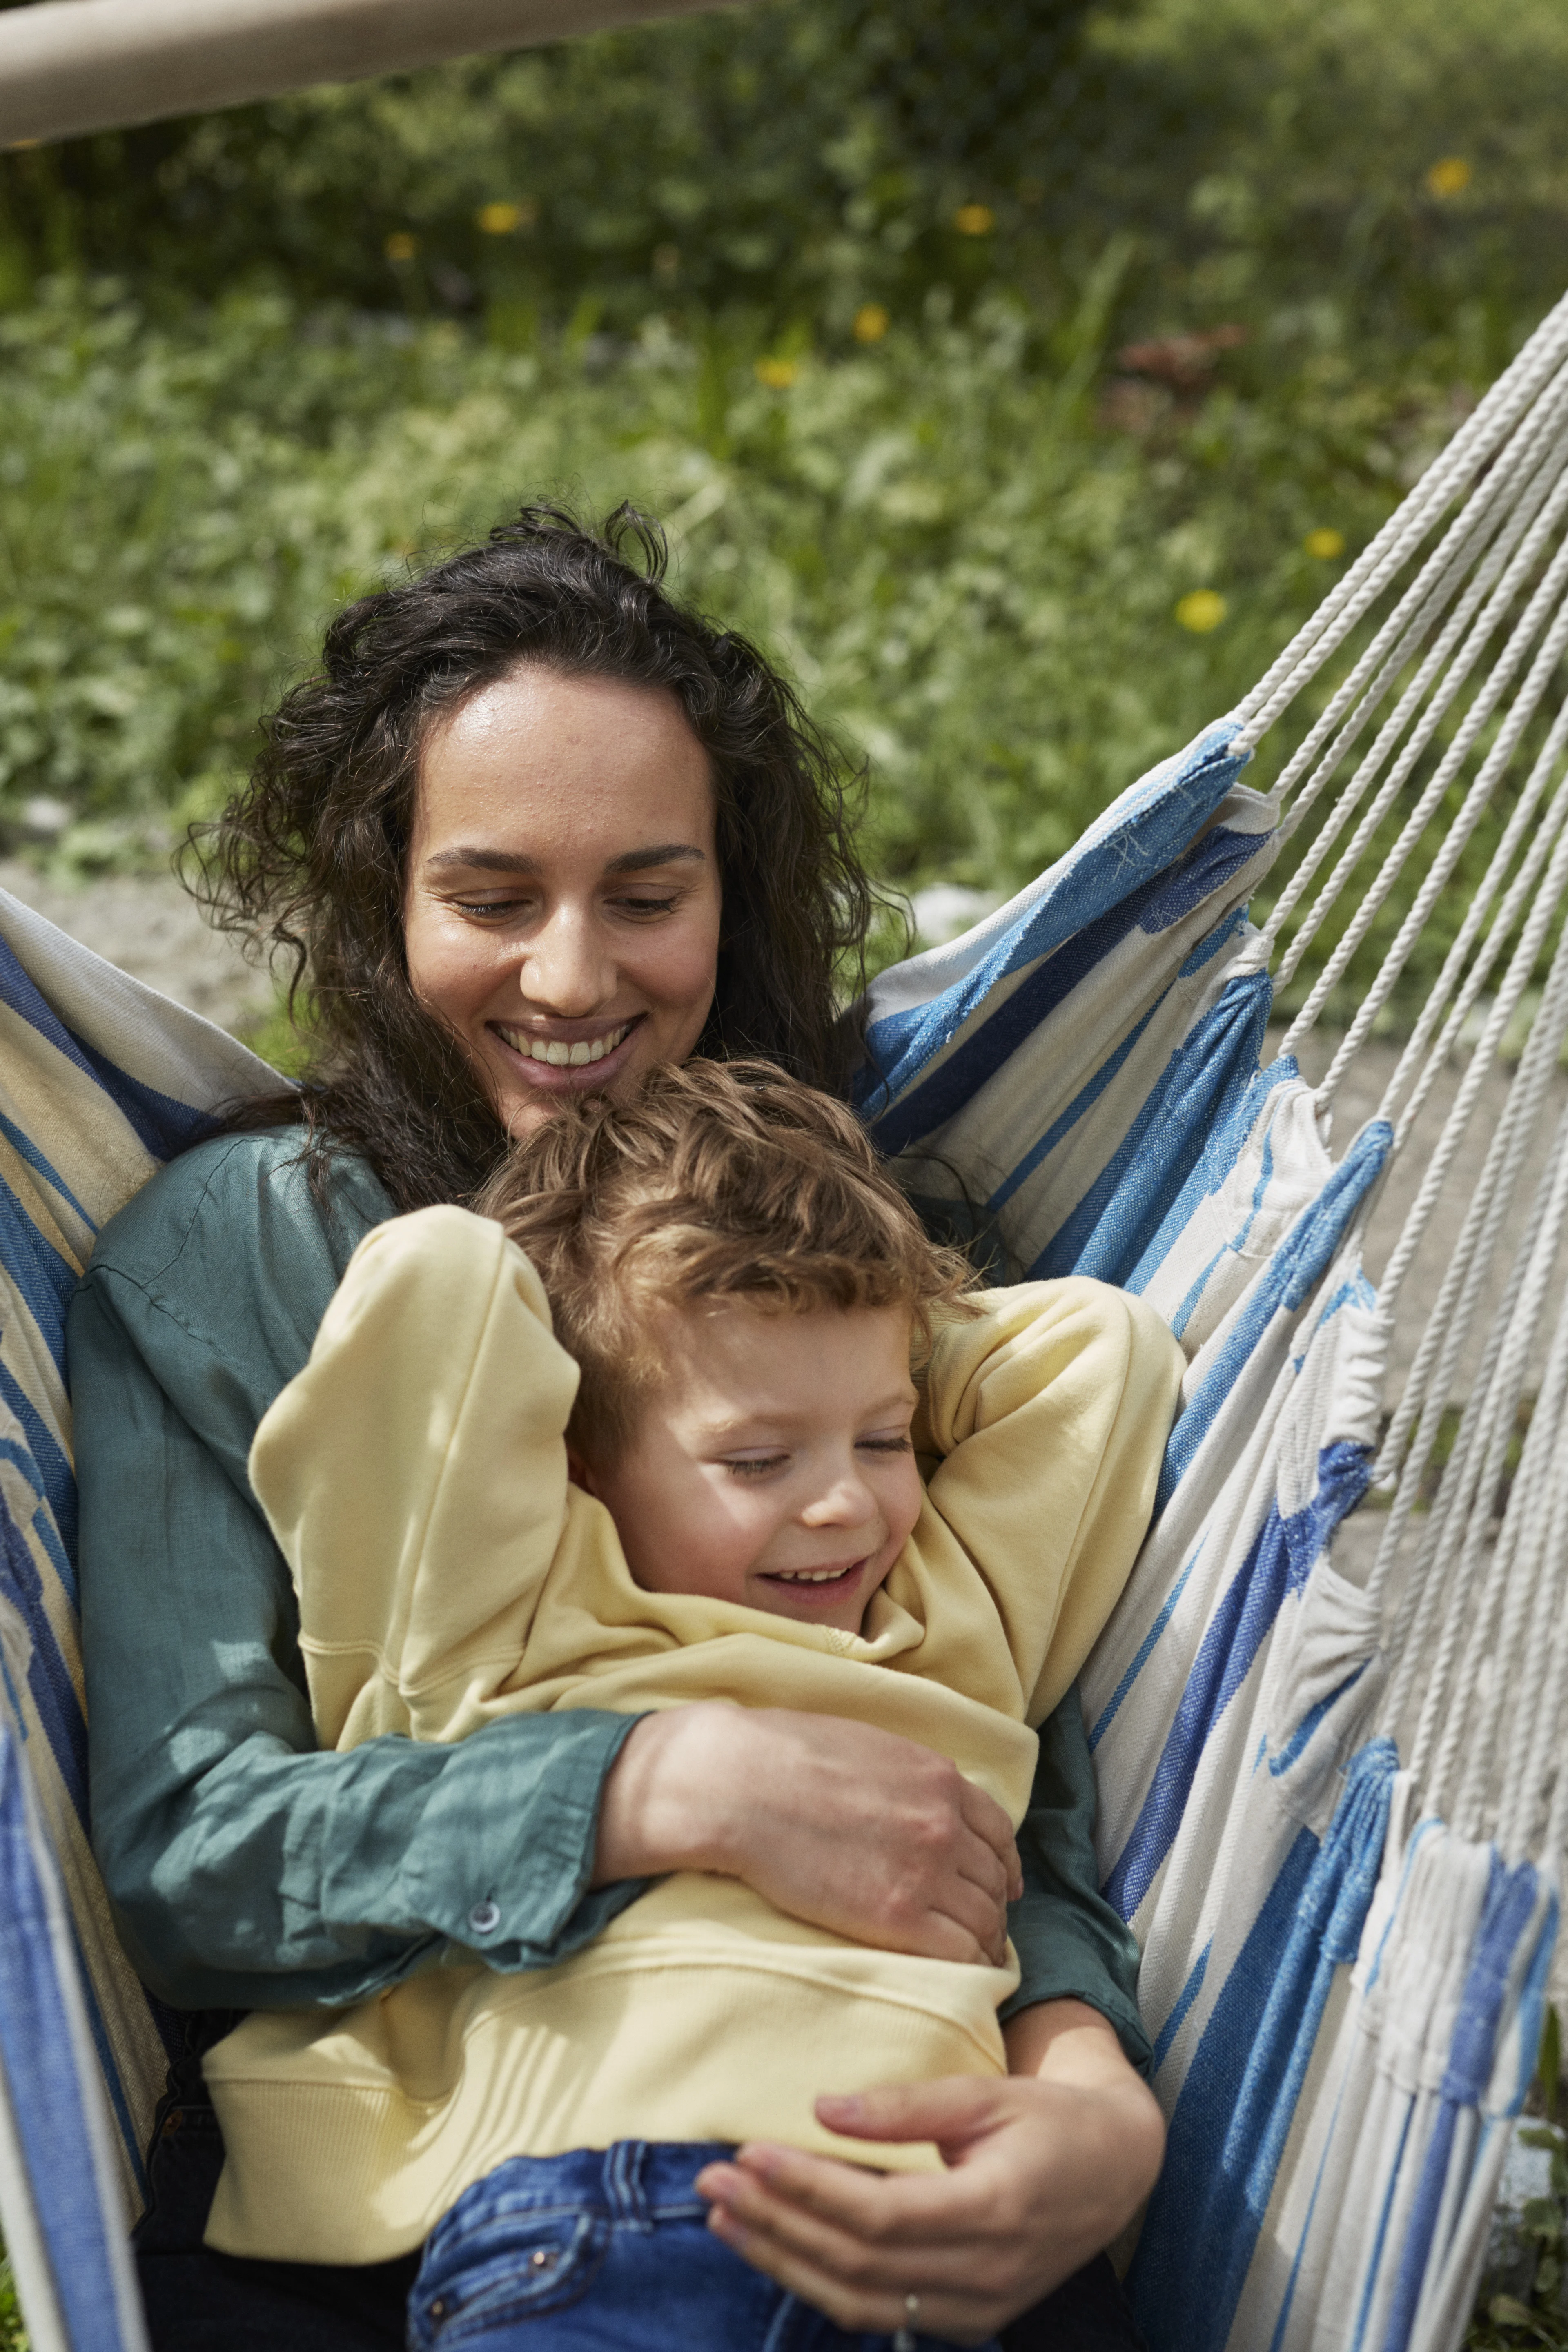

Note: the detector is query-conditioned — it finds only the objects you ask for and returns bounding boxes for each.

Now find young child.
[201,1060,1183,2343]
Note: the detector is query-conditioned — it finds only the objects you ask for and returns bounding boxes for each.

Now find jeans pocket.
[410,2209,607,2346]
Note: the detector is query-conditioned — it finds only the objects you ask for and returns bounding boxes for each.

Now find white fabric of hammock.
[2,290,1568,2351]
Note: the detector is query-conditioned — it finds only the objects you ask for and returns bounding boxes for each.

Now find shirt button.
[468,1899,501,1937]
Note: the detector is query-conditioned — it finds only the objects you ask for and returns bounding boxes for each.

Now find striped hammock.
[5,290,1568,2352]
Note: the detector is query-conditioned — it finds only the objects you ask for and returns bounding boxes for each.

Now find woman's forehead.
[414,666,715,858]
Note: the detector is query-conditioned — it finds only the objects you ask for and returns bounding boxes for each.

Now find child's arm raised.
[249,1204,579,1749]
[918,1279,1184,1724]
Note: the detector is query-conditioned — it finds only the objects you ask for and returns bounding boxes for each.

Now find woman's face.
[404,666,723,1139]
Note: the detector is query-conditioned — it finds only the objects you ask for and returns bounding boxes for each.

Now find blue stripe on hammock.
[1151,1942,1210,2077]
[1102,1439,1372,1923]
[0,1165,82,1374]
[0,1722,136,2352]
[991,904,1252,1231]
[0,1356,77,1567]
[864,820,1265,1158]
[1127,1822,1319,2352]
[1381,1855,1544,2352]
[0,1480,87,1824]
[1155,1124,1390,1517]
[1129,1742,1395,2352]
[858,725,1250,1116]
[0,1108,96,1230]
[0,932,214,1162]
[1031,967,1274,1286]
[1088,1547,1201,1752]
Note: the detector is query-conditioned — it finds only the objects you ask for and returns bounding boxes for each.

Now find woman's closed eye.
[609,892,683,920]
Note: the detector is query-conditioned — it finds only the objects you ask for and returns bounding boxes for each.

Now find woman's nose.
[518,909,617,1017]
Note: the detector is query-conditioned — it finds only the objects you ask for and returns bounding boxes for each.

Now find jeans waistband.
[439,2141,737,2233]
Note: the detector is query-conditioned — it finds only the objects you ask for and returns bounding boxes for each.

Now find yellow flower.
[853,304,890,344]
[1176,590,1227,634]
[1304,528,1346,560]
[477,202,530,236]
[1426,157,1472,199]
[755,357,799,389]
[383,232,418,263]
[954,204,995,236]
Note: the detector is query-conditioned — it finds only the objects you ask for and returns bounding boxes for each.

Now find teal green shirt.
[69,1130,1149,2068]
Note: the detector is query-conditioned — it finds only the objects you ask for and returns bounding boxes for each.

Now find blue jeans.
[406,2141,1000,2352]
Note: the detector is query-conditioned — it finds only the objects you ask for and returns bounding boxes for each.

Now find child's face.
[576,1299,923,1635]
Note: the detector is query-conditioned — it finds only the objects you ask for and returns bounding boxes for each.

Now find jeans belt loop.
[603,2139,654,2232]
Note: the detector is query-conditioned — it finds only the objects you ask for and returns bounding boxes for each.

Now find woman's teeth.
[500,1022,630,1068]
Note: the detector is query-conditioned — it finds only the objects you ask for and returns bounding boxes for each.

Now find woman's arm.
[595,1703,1022,1968]
[695,2002,1163,2345]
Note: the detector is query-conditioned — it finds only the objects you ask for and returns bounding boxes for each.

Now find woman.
[70,505,1163,2352]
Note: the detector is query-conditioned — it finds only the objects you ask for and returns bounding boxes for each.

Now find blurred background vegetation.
[0,0,1565,1012]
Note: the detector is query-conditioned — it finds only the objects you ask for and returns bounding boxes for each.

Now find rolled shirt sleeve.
[1002,1690,1152,2075]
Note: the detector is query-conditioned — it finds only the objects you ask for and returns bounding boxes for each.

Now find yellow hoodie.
[202,1206,1183,2265]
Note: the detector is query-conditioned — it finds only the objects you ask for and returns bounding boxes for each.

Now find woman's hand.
[693,2001,1165,2346]
[591,1703,1022,1967]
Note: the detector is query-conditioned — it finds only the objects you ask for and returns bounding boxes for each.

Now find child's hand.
[592,1702,1022,1965]
[695,2002,1163,2344]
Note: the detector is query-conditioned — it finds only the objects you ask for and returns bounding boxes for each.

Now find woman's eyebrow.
[602,843,708,875]
[421,843,706,875]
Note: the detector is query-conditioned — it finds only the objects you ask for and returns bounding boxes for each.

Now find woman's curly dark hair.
[190,502,879,1213]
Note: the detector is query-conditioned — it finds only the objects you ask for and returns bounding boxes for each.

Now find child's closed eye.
[856,1434,913,1457]
[724,1452,790,1478]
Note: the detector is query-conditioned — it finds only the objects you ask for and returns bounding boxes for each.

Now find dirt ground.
[0,858,277,1038]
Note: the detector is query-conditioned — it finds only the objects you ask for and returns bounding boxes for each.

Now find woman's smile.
[490,1014,640,1084]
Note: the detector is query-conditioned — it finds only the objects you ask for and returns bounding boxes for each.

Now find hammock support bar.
[0,0,732,151]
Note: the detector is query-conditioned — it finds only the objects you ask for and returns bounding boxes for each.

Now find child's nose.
[802,1465,878,1527]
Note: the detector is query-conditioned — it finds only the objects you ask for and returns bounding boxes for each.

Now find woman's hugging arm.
[69,1140,647,2011]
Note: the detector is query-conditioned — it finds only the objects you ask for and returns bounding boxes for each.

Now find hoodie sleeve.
[917,1278,1183,1726]
[250,1204,580,1750]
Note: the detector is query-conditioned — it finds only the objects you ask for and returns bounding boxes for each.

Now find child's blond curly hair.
[473,1058,977,1462]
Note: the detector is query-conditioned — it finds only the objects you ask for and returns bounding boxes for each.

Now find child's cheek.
[891,1458,925,1550]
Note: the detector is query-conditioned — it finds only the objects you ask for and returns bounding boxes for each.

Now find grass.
[0,2239,24,2352]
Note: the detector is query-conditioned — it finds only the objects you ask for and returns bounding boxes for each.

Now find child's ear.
[567,1445,599,1497]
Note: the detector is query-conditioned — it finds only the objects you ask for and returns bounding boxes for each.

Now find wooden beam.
[0,0,737,149]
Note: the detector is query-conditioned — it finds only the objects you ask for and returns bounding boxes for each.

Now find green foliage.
[2,0,1565,353]
[0,274,1421,880]
[1467,2010,1568,2351]
[0,2234,26,2352]
[0,0,1564,1012]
